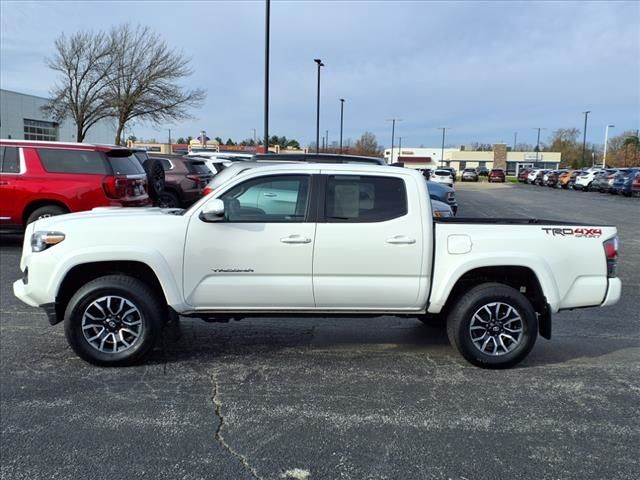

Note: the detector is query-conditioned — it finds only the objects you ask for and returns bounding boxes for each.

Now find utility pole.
[532,127,546,165]
[386,118,401,164]
[603,124,615,168]
[314,58,324,154]
[263,0,271,154]
[513,131,517,152]
[326,130,329,150]
[438,127,448,167]
[339,98,345,153]
[581,111,590,167]
[398,136,402,157]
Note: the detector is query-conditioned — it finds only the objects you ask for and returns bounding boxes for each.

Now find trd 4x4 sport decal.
[541,227,602,238]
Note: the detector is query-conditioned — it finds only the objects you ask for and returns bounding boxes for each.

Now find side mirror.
[200,199,225,222]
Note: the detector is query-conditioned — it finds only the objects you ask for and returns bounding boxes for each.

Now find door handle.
[263,192,277,197]
[386,235,416,245]
[280,235,312,244]
[0,181,9,186]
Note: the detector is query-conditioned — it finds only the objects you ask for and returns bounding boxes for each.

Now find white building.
[0,89,115,143]
[384,145,561,175]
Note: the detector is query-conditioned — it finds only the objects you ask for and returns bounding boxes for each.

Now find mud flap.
[538,304,552,340]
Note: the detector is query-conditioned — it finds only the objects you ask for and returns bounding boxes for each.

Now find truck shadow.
[149,317,636,369]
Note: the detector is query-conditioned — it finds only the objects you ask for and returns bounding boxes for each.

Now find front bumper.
[601,278,622,307]
[13,279,38,307]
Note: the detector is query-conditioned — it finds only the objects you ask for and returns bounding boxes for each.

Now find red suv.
[489,168,506,183]
[0,140,151,230]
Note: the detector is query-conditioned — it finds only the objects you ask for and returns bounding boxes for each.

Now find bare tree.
[352,132,382,156]
[43,31,114,142]
[108,25,205,145]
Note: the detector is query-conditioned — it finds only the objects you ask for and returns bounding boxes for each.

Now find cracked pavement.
[1,183,639,479]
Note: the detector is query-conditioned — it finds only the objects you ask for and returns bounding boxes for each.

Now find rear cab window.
[325,175,407,222]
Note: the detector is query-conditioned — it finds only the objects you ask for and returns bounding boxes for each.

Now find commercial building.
[0,89,115,144]
[385,144,561,175]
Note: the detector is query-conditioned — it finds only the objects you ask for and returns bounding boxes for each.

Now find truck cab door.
[183,173,317,309]
[313,172,428,310]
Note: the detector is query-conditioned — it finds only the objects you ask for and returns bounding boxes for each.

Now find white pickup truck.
[13,164,621,368]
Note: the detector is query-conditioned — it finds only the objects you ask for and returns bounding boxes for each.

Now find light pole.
[339,98,345,153]
[398,136,402,156]
[326,129,329,151]
[581,111,590,167]
[603,124,615,168]
[513,131,517,152]
[532,127,545,165]
[264,0,270,153]
[314,58,324,154]
[386,118,401,164]
[438,127,448,167]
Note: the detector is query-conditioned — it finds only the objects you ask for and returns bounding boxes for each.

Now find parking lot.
[1,182,638,480]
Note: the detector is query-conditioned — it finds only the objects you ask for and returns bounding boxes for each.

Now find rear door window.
[106,153,146,175]
[38,148,107,174]
[1,146,20,173]
[325,175,407,222]
[188,161,211,175]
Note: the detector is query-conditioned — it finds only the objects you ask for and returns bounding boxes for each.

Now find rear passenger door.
[0,146,20,226]
[313,172,425,310]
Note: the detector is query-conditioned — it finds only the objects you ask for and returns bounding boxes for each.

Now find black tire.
[143,158,165,203]
[26,205,67,225]
[64,275,165,366]
[446,283,538,369]
[157,190,180,208]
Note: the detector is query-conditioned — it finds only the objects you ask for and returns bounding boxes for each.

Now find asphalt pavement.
[1,182,638,480]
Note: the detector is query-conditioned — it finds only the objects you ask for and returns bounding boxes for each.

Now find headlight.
[433,209,450,218]
[31,231,65,252]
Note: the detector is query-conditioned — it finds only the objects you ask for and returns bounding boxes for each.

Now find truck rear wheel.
[446,283,538,369]
[64,275,164,366]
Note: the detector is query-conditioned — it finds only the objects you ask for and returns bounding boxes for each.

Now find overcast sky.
[1,0,639,148]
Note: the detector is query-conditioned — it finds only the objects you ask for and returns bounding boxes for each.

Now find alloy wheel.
[469,302,523,356]
[81,296,144,353]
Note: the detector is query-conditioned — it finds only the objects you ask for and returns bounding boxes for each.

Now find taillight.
[103,175,128,198]
[103,176,147,199]
[603,236,618,278]
[202,186,214,196]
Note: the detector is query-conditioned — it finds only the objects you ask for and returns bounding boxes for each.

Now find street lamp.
[314,58,324,154]
[398,136,402,156]
[581,111,590,167]
[603,124,615,168]
[386,118,402,164]
[438,127,449,167]
[339,98,345,153]
[263,0,271,153]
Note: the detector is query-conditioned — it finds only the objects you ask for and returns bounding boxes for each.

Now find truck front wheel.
[64,275,164,366]
[446,283,538,369]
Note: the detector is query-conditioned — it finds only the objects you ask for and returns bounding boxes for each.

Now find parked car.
[430,199,454,218]
[187,151,253,161]
[426,181,458,215]
[632,172,640,197]
[518,168,533,183]
[610,168,640,196]
[568,169,587,189]
[154,156,213,208]
[461,168,479,182]
[430,169,455,186]
[14,164,621,368]
[574,168,605,191]
[545,170,568,188]
[439,167,457,182]
[476,166,489,177]
[529,169,549,186]
[558,170,573,189]
[590,169,618,193]
[526,169,543,184]
[189,155,233,175]
[488,168,506,183]
[0,140,151,231]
